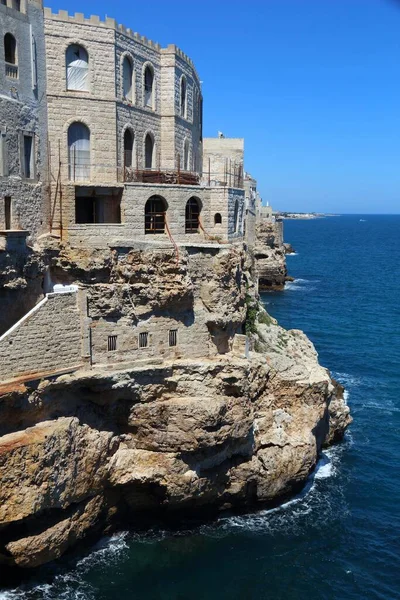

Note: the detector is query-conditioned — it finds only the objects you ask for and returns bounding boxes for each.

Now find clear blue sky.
[45,0,400,213]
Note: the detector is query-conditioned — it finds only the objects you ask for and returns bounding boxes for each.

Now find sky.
[45,0,400,213]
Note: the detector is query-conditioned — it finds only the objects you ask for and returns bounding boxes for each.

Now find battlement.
[43,7,198,77]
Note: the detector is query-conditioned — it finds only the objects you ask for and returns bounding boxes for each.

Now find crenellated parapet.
[43,8,199,80]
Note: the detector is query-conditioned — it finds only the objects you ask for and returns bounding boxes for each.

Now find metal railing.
[123,167,200,186]
[5,63,18,79]
[65,158,243,189]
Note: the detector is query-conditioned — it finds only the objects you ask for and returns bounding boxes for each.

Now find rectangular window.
[107,335,117,352]
[22,135,34,179]
[139,332,148,348]
[4,197,11,230]
[169,329,177,347]
[75,192,122,224]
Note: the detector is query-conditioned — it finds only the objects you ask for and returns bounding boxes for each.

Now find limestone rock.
[0,243,351,569]
[0,417,116,524]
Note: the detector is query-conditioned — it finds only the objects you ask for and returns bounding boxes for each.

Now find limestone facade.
[0,0,49,242]
[43,9,230,245]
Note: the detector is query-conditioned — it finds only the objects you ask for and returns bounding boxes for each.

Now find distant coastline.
[275,212,339,220]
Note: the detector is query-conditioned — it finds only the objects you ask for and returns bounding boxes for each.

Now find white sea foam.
[211,449,344,537]
[76,531,129,570]
[332,372,361,388]
[0,533,130,600]
[285,279,309,291]
[314,454,335,479]
[0,447,347,598]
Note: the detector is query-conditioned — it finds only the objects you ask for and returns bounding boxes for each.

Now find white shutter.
[68,123,90,181]
[66,45,89,91]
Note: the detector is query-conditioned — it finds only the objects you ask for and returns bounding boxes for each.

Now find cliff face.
[0,242,351,569]
[254,220,288,290]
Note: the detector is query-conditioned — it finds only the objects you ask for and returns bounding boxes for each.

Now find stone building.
[0,0,48,247]
[44,9,245,247]
[0,6,273,385]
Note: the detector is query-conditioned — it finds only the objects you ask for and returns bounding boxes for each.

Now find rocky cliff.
[254,220,288,289]
[0,241,351,569]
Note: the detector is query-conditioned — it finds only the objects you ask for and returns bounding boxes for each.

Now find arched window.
[145,195,167,234]
[123,56,133,101]
[233,199,239,233]
[68,122,90,181]
[214,213,222,226]
[124,129,134,170]
[183,139,189,171]
[66,44,89,91]
[144,133,154,169]
[144,65,154,108]
[185,197,201,233]
[180,76,187,118]
[4,33,17,64]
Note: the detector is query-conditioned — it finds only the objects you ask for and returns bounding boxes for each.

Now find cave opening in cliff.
[145,195,167,234]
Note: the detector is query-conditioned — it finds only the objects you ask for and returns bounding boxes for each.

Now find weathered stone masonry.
[0,290,82,381]
[0,0,49,240]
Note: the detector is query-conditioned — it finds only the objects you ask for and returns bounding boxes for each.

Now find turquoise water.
[2,215,399,600]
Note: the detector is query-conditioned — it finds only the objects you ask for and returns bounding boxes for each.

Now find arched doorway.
[145,195,167,234]
[185,197,201,233]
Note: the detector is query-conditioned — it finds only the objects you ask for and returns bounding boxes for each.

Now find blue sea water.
[1,215,400,600]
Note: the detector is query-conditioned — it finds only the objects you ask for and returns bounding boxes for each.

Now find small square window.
[108,335,117,352]
[139,332,148,348]
[169,329,177,347]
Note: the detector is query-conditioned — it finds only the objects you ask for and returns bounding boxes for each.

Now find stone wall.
[90,314,211,365]
[203,138,244,185]
[83,244,246,365]
[63,183,245,246]
[0,291,82,382]
[0,0,49,241]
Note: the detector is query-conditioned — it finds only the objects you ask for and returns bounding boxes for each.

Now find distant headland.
[275,212,339,220]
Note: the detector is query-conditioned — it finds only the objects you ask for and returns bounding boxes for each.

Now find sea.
[1,214,399,600]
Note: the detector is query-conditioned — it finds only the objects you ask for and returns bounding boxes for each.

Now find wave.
[0,533,130,600]
[206,446,347,538]
[331,371,361,388]
[0,441,350,600]
[285,279,317,292]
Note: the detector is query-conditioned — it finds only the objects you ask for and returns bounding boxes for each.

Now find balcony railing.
[5,63,18,79]
[123,167,200,186]
[64,159,244,189]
